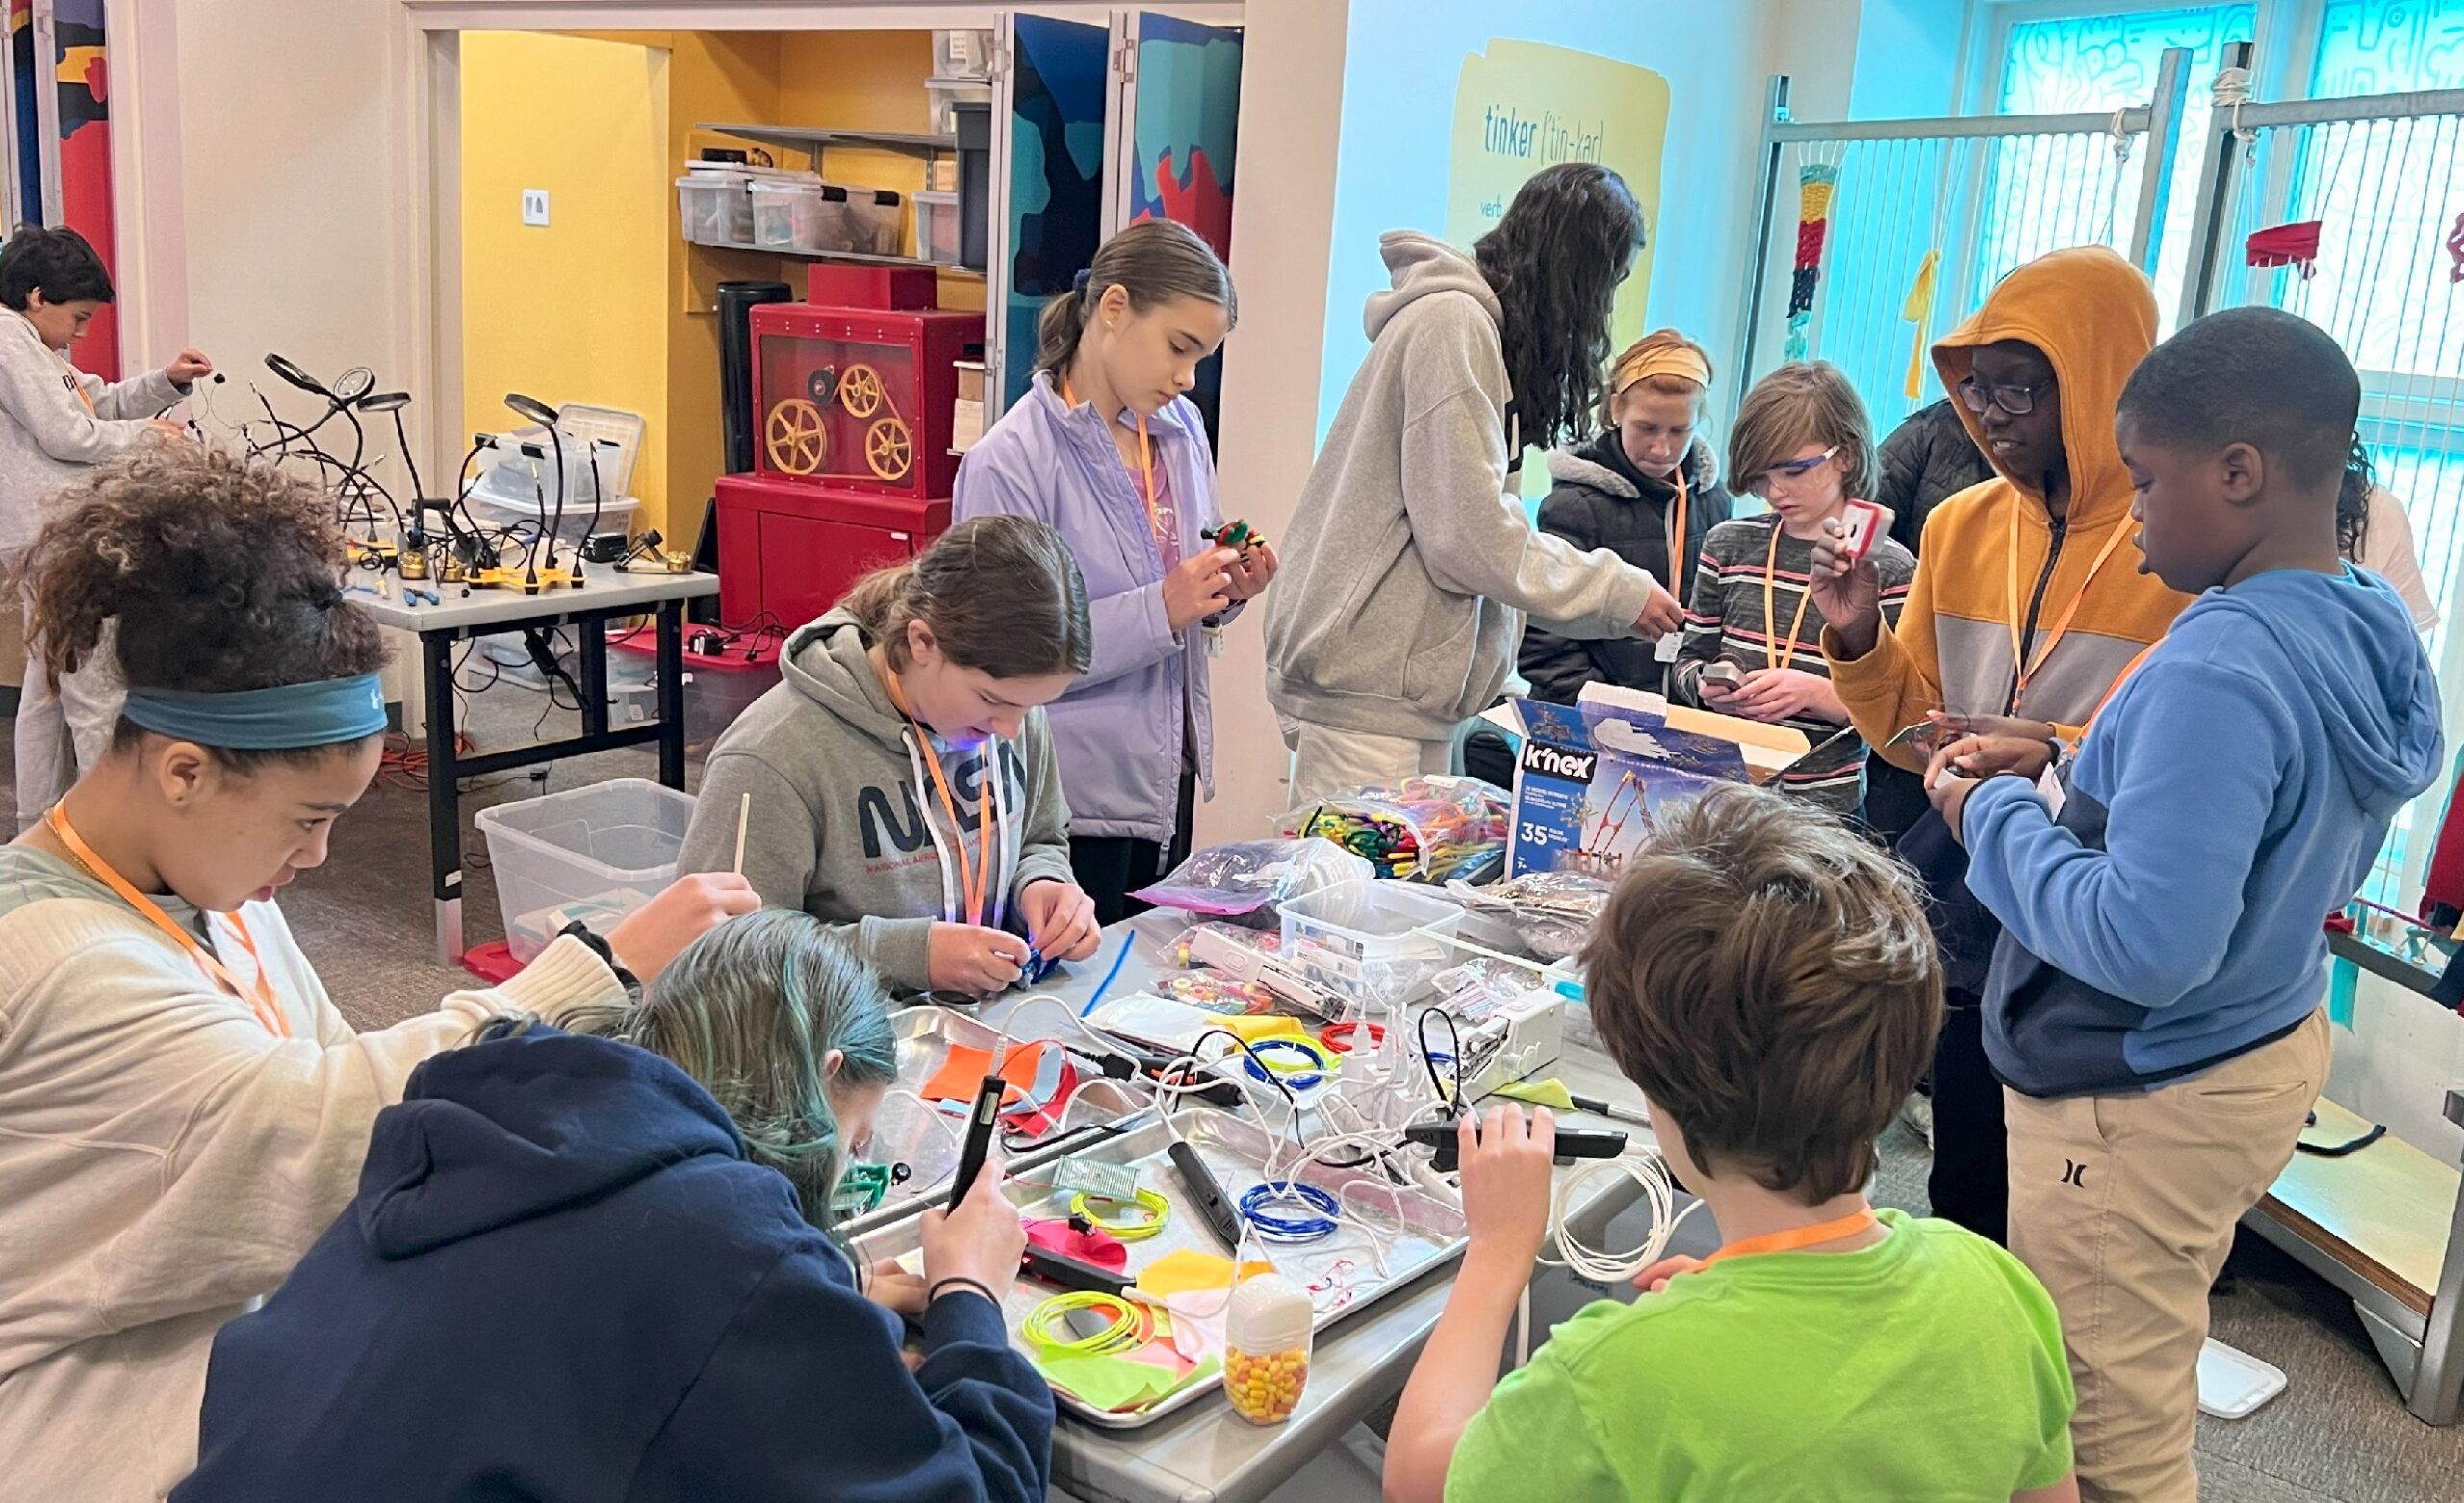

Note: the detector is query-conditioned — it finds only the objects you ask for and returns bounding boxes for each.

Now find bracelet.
[1241,1034,1337,1091]
[928,1275,1002,1309]
[1239,1180,1342,1243]
[1069,1186,1170,1241]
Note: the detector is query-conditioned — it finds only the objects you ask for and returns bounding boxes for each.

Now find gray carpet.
[8,680,2460,1501]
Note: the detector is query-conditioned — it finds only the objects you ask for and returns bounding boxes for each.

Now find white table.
[960,911,1707,1503]
[350,570,719,961]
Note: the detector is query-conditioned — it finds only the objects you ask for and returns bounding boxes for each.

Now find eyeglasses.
[1751,446,1838,495]
[1959,377,2057,417]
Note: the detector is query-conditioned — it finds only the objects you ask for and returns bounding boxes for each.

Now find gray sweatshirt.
[0,312,186,556]
[675,610,1076,990]
[1265,233,1656,741]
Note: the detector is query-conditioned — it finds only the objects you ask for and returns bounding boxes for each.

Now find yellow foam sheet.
[1135,1250,1275,1299]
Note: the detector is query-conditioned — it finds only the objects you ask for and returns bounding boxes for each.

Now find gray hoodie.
[675,610,1075,990]
[1264,233,1657,740]
[0,311,187,556]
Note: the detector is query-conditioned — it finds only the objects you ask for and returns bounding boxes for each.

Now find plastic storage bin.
[927,76,992,135]
[750,178,840,253]
[476,779,696,963]
[609,634,782,755]
[678,165,757,247]
[836,185,905,255]
[913,191,961,266]
[1278,879,1465,1008]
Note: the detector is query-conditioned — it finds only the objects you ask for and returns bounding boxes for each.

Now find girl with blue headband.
[0,446,757,1501]
[178,912,1053,1501]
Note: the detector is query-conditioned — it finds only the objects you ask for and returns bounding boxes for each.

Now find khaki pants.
[2006,1007,2331,1503]
[1281,718,1454,806]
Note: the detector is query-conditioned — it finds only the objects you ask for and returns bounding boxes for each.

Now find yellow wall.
[460,32,672,533]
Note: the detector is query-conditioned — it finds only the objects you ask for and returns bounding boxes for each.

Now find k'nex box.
[1484,684,1809,878]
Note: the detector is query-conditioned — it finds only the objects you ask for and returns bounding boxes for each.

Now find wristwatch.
[558,920,641,998]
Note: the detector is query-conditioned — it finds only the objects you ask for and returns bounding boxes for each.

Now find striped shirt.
[1669,514,1916,812]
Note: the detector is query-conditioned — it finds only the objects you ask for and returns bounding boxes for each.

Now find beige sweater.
[0,848,627,1501]
[0,311,186,557]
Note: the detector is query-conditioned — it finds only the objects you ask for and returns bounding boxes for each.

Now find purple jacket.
[953,371,1231,845]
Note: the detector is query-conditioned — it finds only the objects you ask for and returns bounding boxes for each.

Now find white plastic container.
[933,29,995,79]
[476,779,696,963]
[914,190,962,266]
[1278,879,1465,1008]
[463,492,639,553]
[927,76,993,135]
[1224,1274,1314,1425]
[677,166,754,247]
[750,178,840,252]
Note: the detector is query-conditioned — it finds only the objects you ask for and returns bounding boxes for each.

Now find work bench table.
[962,911,1693,1503]
[353,571,719,963]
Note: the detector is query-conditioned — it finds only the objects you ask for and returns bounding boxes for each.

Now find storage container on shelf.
[926,76,992,135]
[749,177,841,253]
[1278,879,1465,1009]
[835,185,906,255]
[913,191,962,267]
[933,28,995,79]
[608,633,783,757]
[676,163,791,248]
[475,779,696,963]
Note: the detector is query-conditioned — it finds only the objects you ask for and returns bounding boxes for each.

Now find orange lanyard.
[1061,377,1165,551]
[883,670,993,927]
[2005,505,2135,713]
[2081,638,2162,739]
[1760,521,1816,672]
[1665,466,1690,601]
[45,803,289,1037]
[1701,1208,1879,1267]
[56,351,95,415]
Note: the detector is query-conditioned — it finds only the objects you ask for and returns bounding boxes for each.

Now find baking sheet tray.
[848,1107,1468,1428]
[842,1006,1155,1236]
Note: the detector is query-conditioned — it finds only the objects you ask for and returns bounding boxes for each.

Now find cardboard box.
[1484,683,1808,877]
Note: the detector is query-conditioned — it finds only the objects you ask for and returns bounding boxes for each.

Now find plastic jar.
[1222,1272,1313,1425]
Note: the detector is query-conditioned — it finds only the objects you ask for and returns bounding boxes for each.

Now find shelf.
[2330,928,2451,1000]
[699,123,957,158]
[684,237,983,278]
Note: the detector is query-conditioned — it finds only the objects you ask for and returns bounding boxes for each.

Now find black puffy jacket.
[1875,398,1995,556]
[1519,431,1732,701]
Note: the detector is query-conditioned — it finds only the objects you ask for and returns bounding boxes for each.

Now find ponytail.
[1034,218,1236,379]
[840,514,1092,679]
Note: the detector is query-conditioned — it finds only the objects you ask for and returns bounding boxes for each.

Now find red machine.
[714,270,980,628]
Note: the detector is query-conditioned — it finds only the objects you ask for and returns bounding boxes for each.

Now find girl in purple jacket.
[954,220,1275,921]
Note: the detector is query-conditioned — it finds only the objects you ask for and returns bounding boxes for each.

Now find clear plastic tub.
[835,185,905,255]
[927,76,992,135]
[750,178,841,253]
[914,190,961,266]
[475,779,696,963]
[1278,879,1465,1008]
[678,167,754,247]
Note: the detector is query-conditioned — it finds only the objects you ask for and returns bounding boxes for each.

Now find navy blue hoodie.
[172,1026,1054,1503]
[1967,565,2442,1096]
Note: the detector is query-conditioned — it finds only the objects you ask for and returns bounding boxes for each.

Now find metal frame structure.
[2179,39,2464,1426]
[1730,47,2191,432]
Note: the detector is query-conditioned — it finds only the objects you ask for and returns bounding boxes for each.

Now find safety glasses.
[1958,377,2058,417]
[1751,445,1838,496]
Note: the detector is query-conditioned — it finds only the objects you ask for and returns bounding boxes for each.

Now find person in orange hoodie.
[1810,246,2191,1244]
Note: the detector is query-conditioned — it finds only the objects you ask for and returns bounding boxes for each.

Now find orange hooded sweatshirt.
[1825,246,2194,770]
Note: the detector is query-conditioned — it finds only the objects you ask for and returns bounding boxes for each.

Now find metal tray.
[842,1006,1156,1236]
[848,1107,1468,1428]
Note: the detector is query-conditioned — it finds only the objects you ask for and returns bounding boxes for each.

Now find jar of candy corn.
[1223,1273,1314,1425]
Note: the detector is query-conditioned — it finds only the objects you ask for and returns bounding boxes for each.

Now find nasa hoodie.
[677,610,1075,990]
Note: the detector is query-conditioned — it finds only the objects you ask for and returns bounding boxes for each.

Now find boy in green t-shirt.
[1384,784,2080,1503]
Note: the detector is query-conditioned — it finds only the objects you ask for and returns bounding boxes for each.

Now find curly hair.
[20,445,387,767]
[1474,163,1646,449]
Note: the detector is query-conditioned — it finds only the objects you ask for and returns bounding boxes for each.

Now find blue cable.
[1079,930,1135,1017]
[1240,1035,1334,1092]
[1240,1180,1341,1242]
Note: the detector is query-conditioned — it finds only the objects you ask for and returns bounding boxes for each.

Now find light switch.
[521,189,550,227]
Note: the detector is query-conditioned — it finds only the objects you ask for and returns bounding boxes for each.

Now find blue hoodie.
[1965,565,2442,1097]
[172,1026,1054,1503]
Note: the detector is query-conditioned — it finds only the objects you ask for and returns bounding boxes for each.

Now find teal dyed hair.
[567,910,896,1226]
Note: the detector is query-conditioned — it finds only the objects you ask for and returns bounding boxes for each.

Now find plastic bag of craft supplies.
[1279,775,1511,884]
[1131,837,1372,927]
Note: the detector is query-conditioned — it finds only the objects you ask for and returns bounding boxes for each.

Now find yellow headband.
[1612,345,1712,396]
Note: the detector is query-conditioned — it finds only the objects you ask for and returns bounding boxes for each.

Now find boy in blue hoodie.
[1926,307,2442,1503]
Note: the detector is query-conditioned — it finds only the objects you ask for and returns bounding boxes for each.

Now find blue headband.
[120,674,387,751]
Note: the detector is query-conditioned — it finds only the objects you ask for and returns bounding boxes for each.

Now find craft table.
[965,910,1701,1503]
[350,571,720,963]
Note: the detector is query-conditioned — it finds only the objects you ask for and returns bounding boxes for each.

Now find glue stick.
[1223,1272,1314,1425]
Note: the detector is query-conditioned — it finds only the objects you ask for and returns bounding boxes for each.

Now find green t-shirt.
[1445,1210,2075,1502]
